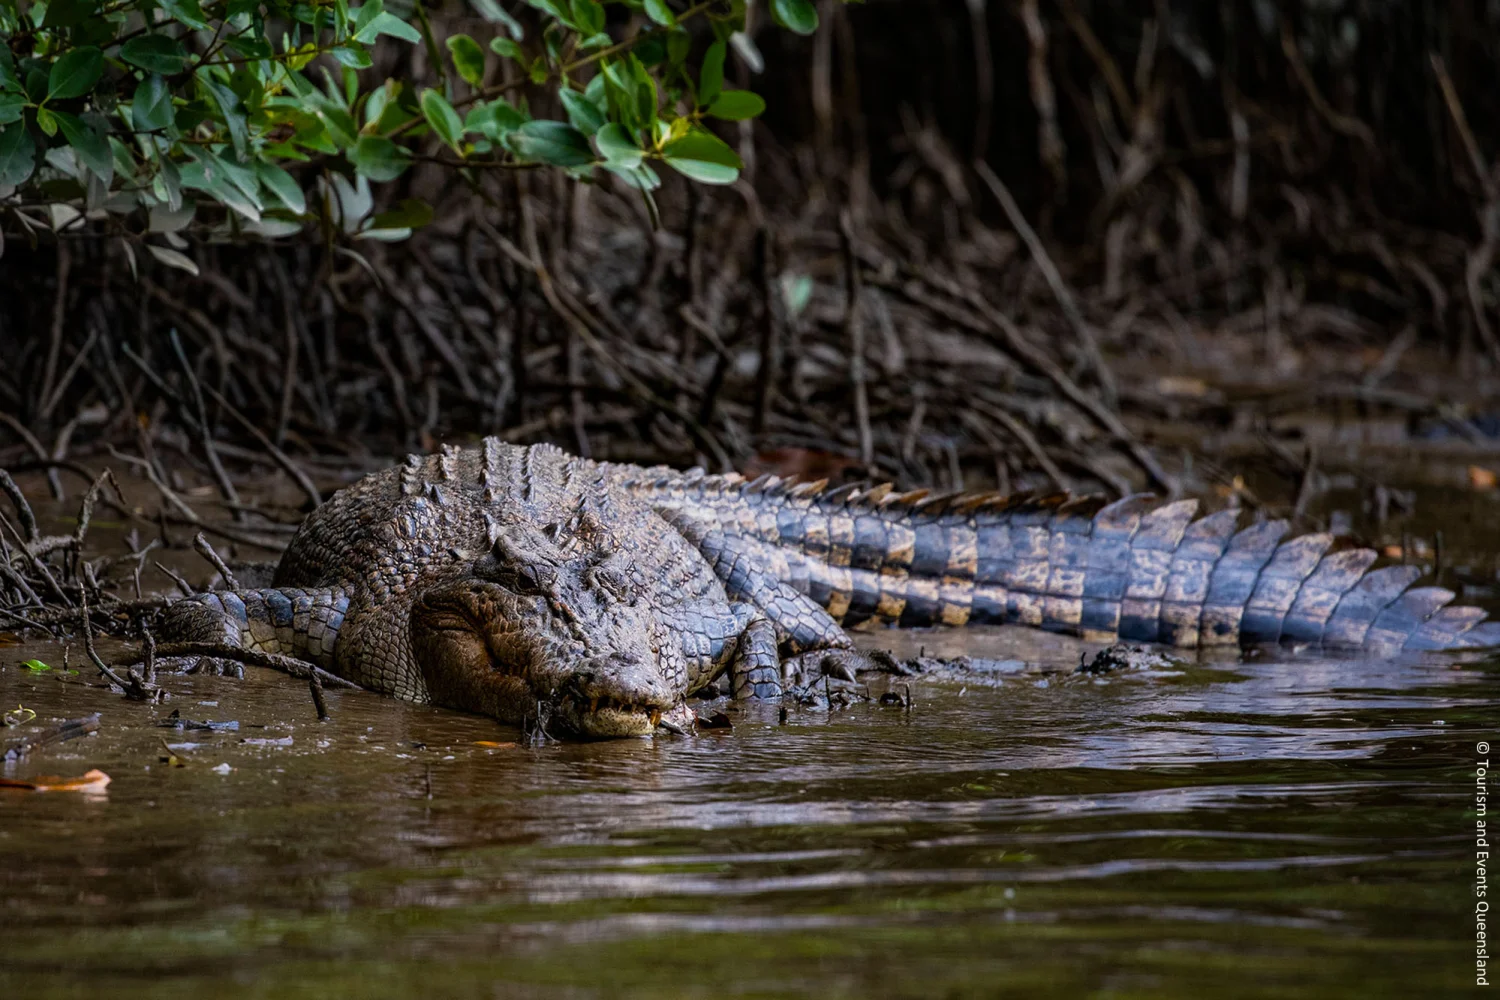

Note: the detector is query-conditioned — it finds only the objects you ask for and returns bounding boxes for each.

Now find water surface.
[0,480,1495,998]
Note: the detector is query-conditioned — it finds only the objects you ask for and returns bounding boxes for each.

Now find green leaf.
[120,35,189,75]
[559,88,604,136]
[180,150,260,220]
[490,37,526,62]
[0,93,24,126]
[349,134,412,181]
[707,90,765,121]
[420,88,463,151]
[600,58,638,132]
[367,197,433,230]
[464,98,526,140]
[41,0,95,29]
[51,111,113,184]
[199,74,249,160]
[770,0,818,34]
[603,161,660,191]
[571,0,604,34]
[331,43,374,69]
[131,74,174,133]
[21,659,51,672]
[470,0,525,38]
[626,54,658,132]
[505,120,594,166]
[731,33,765,74]
[158,0,209,30]
[643,0,674,26]
[0,49,18,92]
[0,123,36,187]
[660,128,741,184]
[109,136,136,182]
[47,47,103,101]
[633,36,666,67]
[364,11,421,43]
[666,27,690,66]
[699,40,725,108]
[309,94,359,148]
[25,68,48,104]
[352,0,384,38]
[524,0,574,26]
[147,244,200,276]
[256,162,306,213]
[594,122,641,169]
[780,273,813,315]
[35,107,57,138]
[446,34,486,86]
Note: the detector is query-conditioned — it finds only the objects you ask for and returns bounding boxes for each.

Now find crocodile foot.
[781,647,905,707]
[153,654,245,679]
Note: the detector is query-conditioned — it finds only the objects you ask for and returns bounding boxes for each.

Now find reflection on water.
[0,621,1489,999]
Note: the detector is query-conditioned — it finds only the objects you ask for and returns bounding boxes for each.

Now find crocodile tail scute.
[635,472,1499,651]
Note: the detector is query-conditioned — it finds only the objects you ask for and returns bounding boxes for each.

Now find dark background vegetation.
[4,0,1499,505]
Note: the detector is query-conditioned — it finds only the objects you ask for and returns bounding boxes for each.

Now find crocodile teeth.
[590,698,599,714]
[649,709,662,726]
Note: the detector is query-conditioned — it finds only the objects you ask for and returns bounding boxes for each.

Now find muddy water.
[0,624,1492,998]
[0,478,1497,997]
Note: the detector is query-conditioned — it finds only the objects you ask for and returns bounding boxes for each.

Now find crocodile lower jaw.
[555,695,670,738]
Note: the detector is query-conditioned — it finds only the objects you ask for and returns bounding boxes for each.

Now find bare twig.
[150,641,361,688]
[838,211,874,468]
[973,160,1118,410]
[192,532,240,590]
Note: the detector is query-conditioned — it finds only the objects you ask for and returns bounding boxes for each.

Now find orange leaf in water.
[473,740,517,749]
[1154,375,1210,398]
[1382,545,1404,559]
[1469,465,1497,491]
[0,768,111,793]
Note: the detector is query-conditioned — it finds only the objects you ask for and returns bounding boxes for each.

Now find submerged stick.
[150,641,361,689]
[308,670,330,721]
[2,714,100,762]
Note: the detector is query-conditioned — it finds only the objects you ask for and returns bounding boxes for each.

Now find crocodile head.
[409,519,684,738]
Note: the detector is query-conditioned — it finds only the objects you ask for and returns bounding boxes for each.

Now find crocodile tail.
[157,587,350,667]
[639,471,1499,652]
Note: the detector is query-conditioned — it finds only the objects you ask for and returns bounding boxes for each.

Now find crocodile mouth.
[556,693,666,738]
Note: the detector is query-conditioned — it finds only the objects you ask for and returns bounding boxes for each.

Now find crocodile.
[157,439,1500,738]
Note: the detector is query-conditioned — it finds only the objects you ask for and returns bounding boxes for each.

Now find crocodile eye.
[474,555,555,596]
[518,564,557,594]
[589,566,632,602]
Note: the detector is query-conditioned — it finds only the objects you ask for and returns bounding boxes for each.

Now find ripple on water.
[0,621,1494,998]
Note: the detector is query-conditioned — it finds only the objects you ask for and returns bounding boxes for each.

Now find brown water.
[0,622,1493,999]
[0,478,1496,997]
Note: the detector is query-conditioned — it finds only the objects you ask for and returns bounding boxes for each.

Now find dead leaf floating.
[1469,465,1497,491]
[0,769,111,794]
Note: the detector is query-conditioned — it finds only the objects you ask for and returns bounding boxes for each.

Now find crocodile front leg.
[675,527,897,697]
[658,598,860,703]
[154,588,350,671]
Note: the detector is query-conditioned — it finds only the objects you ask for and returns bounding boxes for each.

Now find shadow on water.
[1,487,1497,997]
